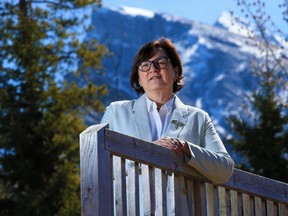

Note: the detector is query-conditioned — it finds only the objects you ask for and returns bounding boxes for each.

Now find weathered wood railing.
[80,124,288,216]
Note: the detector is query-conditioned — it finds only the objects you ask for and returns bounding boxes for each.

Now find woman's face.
[138,49,177,97]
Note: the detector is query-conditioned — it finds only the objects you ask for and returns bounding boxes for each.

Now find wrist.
[182,141,192,158]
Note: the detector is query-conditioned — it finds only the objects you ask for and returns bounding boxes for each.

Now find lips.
[149,75,161,80]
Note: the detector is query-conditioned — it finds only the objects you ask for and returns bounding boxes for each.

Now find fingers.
[154,137,184,155]
[154,137,175,149]
[171,138,183,155]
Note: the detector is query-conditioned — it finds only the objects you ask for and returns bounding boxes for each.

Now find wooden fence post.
[80,124,113,216]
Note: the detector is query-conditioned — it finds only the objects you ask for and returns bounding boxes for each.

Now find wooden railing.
[80,124,288,216]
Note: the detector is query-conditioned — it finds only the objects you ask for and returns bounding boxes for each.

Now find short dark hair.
[130,37,184,95]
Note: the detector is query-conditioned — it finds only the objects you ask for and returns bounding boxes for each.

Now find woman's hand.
[154,137,191,158]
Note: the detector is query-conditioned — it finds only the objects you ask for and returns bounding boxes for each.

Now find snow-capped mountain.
[85,6,261,131]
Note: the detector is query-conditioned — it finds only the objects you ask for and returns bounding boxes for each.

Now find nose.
[149,62,160,72]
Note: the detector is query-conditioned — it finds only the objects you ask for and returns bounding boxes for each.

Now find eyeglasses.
[138,56,170,72]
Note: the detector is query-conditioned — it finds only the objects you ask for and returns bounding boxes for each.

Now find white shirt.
[145,95,175,141]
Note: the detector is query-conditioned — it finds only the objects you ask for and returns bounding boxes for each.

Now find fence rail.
[80,124,288,216]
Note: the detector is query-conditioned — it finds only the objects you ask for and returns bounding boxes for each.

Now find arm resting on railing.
[183,111,235,184]
[186,143,234,184]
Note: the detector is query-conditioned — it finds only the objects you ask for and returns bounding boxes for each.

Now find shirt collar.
[145,94,175,113]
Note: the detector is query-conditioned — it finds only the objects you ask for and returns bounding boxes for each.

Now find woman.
[101,37,234,213]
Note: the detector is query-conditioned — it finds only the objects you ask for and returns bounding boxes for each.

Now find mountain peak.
[215,11,252,36]
[110,5,155,18]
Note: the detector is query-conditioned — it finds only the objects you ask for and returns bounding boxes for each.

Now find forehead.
[147,49,167,60]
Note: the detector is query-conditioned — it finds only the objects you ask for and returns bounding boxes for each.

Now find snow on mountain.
[110,5,155,18]
[215,11,254,37]
[216,11,288,56]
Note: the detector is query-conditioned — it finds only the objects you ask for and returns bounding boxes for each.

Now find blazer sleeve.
[185,112,234,184]
[100,102,114,130]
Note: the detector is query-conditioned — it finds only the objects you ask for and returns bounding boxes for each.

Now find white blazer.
[101,94,234,214]
[101,94,234,183]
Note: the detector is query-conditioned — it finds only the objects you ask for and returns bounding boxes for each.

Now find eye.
[158,59,166,65]
[156,57,168,67]
[140,61,150,68]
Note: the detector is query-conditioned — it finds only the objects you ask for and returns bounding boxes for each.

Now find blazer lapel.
[165,96,189,138]
[132,95,153,141]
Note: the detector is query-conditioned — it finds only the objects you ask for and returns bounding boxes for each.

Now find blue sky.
[102,0,287,32]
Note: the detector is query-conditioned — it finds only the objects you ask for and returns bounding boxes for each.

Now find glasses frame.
[138,56,170,72]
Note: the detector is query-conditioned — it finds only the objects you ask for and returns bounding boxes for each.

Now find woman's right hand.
[154,137,191,158]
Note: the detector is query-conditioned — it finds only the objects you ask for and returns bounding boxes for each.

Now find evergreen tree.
[226,0,288,182]
[0,0,107,215]
[227,62,288,182]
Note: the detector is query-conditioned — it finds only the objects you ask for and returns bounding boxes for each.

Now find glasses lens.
[156,57,168,69]
[139,61,150,72]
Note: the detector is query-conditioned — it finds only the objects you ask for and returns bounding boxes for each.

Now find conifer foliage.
[0,0,107,215]
[226,0,288,183]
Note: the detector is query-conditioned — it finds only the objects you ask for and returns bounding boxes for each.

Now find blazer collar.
[165,96,190,138]
[132,94,153,141]
[132,94,189,140]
